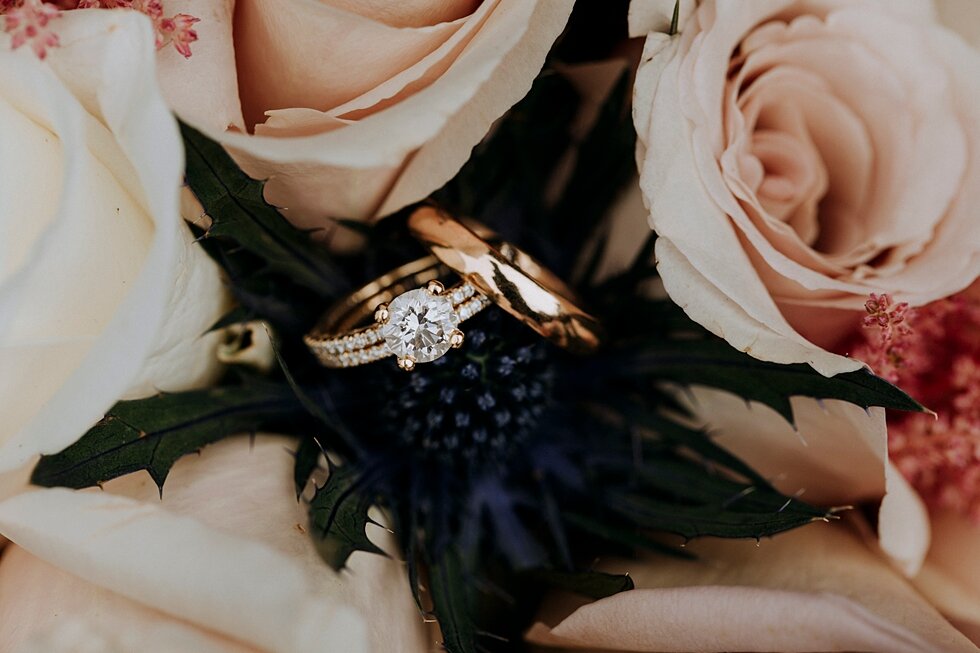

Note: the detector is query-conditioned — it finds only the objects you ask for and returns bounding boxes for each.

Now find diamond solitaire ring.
[304,257,490,370]
[305,210,601,370]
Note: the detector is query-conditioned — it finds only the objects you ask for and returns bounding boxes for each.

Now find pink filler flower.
[850,290,980,524]
[1,0,198,59]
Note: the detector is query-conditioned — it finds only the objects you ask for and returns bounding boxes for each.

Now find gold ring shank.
[408,207,602,354]
[304,257,490,368]
[316,257,442,333]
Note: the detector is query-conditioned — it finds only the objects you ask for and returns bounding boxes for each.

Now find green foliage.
[613,339,925,425]
[605,489,830,540]
[181,124,340,340]
[429,546,478,653]
[579,408,836,542]
[562,512,694,560]
[180,121,342,295]
[31,378,304,491]
[528,569,635,600]
[293,435,322,497]
[308,460,384,570]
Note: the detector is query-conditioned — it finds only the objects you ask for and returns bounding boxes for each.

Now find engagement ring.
[304,257,490,370]
[305,209,601,370]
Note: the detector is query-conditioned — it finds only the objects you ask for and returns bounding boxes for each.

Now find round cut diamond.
[381,289,460,364]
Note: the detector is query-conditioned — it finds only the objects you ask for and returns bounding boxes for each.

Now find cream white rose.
[0,436,429,653]
[156,0,574,239]
[0,9,229,474]
[630,0,980,375]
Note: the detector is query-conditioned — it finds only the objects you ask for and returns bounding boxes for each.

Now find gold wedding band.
[408,207,602,354]
[304,208,601,370]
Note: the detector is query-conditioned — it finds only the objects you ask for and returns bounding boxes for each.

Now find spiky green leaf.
[604,487,833,540]
[616,339,926,425]
[180,122,346,299]
[293,435,322,497]
[308,462,384,570]
[31,379,303,491]
[429,546,478,653]
[528,569,635,600]
[563,512,694,560]
[582,405,837,541]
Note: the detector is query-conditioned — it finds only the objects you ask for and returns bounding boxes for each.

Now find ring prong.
[425,280,445,295]
[397,357,416,372]
[449,329,465,349]
[374,303,390,324]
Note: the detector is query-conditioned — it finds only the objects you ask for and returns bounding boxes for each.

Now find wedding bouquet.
[1,1,979,652]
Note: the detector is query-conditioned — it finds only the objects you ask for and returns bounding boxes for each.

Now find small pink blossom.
[855,293,917,384]
[3,0,60,59]
[156,11,197,58]
[851,291,980,522]
[2,0,198,58]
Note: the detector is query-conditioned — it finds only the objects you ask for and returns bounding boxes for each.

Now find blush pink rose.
[156,0,573,242]
[630,0,980,375]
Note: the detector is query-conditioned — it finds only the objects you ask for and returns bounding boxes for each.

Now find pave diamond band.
[304,279,489,368]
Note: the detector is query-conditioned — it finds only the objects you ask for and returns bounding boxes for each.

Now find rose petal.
[157,0,244,133]
[687,8,963,300]
[194,0,573,224]
[0,95,62,283]
[914,510,980,631]
[0,550,259,653]
[262,2,502,131]
[0,11,226,473]
[882,23,980,300]
[631,31,675,176]
[635,6,862,375]
[879,462,932,577]
[627,0,695,37]
[0,436,429,653]
[655,239,862,375]
[234,0,478,130]
[0,490,367,653]
[936,0,980,49]
[634,0,980,370]
[322,0,480,28]
[528,523,976,652]
[124,225,228,396]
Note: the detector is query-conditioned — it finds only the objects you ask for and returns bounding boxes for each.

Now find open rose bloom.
[632,0,980,376]
[158,0,575,237]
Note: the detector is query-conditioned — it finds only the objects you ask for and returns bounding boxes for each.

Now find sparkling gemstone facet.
[381,289,460,364]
